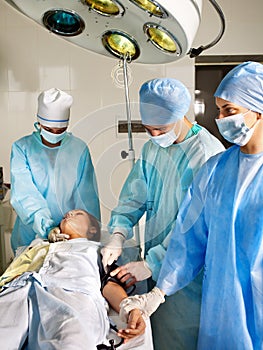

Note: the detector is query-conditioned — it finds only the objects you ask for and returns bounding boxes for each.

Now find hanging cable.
[188,0,226,58]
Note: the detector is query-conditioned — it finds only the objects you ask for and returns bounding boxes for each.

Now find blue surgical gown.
[10,131,100,251]
[109,124,225,350]
[157,145,263,350]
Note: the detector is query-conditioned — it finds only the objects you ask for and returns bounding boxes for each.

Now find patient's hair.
[85,211,101,242]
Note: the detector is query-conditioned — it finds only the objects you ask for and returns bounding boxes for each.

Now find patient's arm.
[102,280,127,312]
[102,281,146,342]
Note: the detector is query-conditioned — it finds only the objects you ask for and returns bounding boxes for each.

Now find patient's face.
[60,209,93,239]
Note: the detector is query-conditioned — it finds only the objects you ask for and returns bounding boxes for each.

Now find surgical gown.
[109,124,225,350]
[10,131,100,251]
[157,145,263,350]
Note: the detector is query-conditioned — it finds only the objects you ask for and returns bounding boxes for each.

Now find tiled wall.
[1,0,263,227]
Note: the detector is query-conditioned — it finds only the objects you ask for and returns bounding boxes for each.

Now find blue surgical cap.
[139,78,191,125]
[214,61,263,114]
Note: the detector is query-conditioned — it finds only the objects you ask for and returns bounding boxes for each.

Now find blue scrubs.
[158,145,263,350]
[109,124,225,349]
[10,132,100,251]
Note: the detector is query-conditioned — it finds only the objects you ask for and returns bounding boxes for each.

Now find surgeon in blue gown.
[10,88,100,252]
[101,78,225,350]
[119,61,263,350]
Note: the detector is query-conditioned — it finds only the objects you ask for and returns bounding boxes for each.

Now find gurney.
[0,235,153,350]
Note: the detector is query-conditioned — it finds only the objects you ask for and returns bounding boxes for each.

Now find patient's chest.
[39,239,102,297]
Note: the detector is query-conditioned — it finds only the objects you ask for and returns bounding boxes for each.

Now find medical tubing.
[189,0,226,57]
[96,328,124,349]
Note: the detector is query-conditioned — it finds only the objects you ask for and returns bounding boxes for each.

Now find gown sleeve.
[74,146,101,221]
[108,155,148,239]
[156,166,209,295]
[10,140,56,238]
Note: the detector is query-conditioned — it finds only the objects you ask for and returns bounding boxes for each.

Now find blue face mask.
[215,110,258,146]
[40,127,67,144]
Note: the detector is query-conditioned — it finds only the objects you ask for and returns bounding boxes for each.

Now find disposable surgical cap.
[140,78,191,125]
[214,61,263,114]
[37,88,73,128]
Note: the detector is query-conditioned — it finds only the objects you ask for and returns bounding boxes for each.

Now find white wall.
[1,0,263,228]
[193,0,263,56]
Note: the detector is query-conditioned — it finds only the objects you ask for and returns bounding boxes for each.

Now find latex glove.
[101,233,125,270]
[110,260,152,288]
[48,227,69,242]
[119,287,165,322]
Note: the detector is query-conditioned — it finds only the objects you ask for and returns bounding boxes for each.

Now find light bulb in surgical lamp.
[43,9,85,36]
[102,31,140,60]
[129,0,167,18]
[144,24,180,54]
[83,0,125,16]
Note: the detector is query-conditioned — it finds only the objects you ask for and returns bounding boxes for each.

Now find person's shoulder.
[205,145,235,167]
[141,139,157,154]
[198,125,222,143]
[12,132,35,146]
[197,125,225,151]
[66,133,89,148]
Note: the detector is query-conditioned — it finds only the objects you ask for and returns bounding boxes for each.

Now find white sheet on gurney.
[0,239,111,349]
[0,239,153,349]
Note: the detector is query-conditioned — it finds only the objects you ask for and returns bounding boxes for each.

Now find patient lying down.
[0,209,146,350]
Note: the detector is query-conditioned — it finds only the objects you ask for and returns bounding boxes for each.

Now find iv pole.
[120,53,141,257]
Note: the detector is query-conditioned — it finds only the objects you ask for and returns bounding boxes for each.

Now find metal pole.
[122,55,135,165]
[122,55,141,256]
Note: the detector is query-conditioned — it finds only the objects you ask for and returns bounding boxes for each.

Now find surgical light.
[83,0,124,17]
[102,31,140,60]
[42,9,85,36]
[4,0,205,64]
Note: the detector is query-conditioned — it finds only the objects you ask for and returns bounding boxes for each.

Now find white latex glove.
[111,260,152,282]
[48,227,69,242]
[101,233,125,270]
[119,287,165,322]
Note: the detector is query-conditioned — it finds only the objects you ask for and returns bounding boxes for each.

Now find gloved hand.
[101,233,125,271]
[110,260,152,288]
[48,227,69,242]
[119,286,165,322]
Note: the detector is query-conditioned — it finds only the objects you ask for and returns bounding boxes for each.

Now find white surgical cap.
[214,61,263,114]
[139,78,191,126]
[37,88,73,128]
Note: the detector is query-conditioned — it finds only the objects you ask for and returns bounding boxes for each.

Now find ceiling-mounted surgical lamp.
[5,0,208,64]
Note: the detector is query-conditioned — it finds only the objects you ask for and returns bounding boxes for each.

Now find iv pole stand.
[121,54,141,257]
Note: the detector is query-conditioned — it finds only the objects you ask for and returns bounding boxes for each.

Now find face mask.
[147,127,178,148]
[40,127,67,144]
[215,111,258,146]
